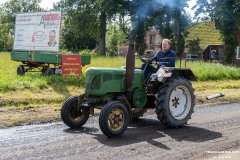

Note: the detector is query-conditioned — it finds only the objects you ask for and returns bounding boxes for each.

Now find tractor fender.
[170,68,197,81]
[154,67,197,83]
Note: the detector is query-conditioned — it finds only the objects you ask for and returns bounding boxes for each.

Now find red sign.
[62,55,82,78]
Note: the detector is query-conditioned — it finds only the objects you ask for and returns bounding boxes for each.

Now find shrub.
[79,49,98,57]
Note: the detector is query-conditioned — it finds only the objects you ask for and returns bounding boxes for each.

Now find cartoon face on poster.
[13,11,61,52]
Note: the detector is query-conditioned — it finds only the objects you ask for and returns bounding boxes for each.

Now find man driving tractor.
[141,38,176,80]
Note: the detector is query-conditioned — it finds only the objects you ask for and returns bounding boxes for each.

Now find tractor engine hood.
[85,67,143,97]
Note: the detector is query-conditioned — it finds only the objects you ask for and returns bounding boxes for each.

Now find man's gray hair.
[162,39,171,45]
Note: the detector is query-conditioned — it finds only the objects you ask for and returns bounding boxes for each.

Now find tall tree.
[95,0,130,56]
[55,0,99,51]
[0,0,42,51]
[193,0,240,64]
[192,0,215,21]
[215,0,238,64]
[132,0,190,55]
[106,23,128,55]
[56,0,130,55]
[186,38,202,53]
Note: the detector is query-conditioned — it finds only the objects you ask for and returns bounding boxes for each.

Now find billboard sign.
[13,11,61,52]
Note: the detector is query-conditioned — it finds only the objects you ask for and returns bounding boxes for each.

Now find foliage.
[55,0,99,52]
[106,23,128,56]
[2,0,239,64]
[0,0,42,51]
[184,22,222,52]
[185,61,240,81]
[79,49,98,57]
[186,38,202,53]
[79,49,91,55]
[215,0,238,64]
[131,0,191,55]
[192,0,215,21]
[55,0,130,56]
[193,0,240,64]
[0,0,194,57]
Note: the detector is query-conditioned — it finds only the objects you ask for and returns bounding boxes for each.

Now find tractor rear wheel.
[99,101,129,138]
[155,76,195,127]
[61,96,90,128]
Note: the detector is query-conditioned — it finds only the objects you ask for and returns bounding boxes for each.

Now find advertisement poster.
[13,11,61,52]
[62,55,82,78]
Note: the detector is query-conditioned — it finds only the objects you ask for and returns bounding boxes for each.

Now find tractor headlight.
[156,67,172,82]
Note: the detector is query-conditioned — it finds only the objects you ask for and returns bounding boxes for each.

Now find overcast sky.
[0,0,59,9]
[39,0,60,9]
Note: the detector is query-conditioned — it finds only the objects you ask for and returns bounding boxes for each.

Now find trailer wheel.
[61,96,90,128]
[99,101,129,138]
[155,76,195,127]
[46,68,55,76]
[17,65,25,75]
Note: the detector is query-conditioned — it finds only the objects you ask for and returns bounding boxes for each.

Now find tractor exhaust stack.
[126,43,135,92]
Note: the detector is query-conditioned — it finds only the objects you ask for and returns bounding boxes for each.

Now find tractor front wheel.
[155,77,195,127]
[99,101,129,138]
[61,96,90,128]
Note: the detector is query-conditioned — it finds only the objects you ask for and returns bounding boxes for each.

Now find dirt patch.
[0,104,61,128]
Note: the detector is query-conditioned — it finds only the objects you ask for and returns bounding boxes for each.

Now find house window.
[150,35,155,45]
[237,46,240,59]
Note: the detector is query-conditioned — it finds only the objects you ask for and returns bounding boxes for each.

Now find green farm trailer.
[11,51,91,76]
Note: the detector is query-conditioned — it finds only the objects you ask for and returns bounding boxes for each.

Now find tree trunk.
[99,11,106,56]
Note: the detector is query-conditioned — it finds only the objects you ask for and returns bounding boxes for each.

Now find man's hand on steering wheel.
[141,58,160,66]
[152,61,160,66]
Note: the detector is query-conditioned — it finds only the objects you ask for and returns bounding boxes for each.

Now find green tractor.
[61,44,197,137]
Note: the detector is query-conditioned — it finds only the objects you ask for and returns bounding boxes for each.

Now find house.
[202,44,224,62]
[144,26,162,54]
[184,21,223,60]
[118,45,129,56]
[118,26,162,57]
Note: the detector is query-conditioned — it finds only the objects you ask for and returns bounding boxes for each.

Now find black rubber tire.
[99,101,129,138]
[44,68,55,76]
[155,76,195,127]
[61,96,90,128]
[61,96,75,122]
[17,65,25,75]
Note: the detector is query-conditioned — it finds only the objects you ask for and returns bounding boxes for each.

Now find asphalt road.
[0,102,240,160]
